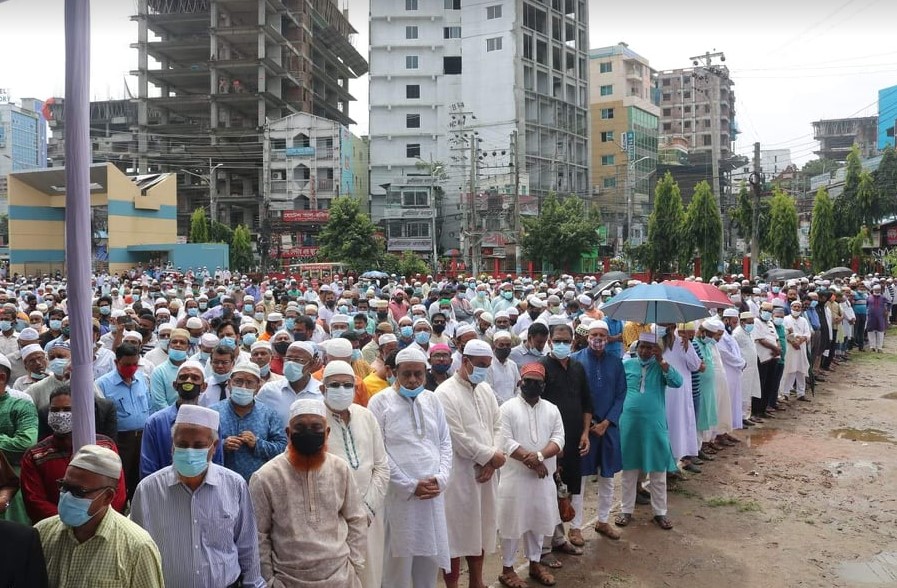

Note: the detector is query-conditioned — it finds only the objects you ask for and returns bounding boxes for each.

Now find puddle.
[745,428,779,448]
[882,392,897,400]
[838,553,897,584]
[830,428,896,444]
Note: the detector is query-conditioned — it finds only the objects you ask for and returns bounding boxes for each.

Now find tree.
[189,208,209,243]
[874,145,897,219]
[316,196,384,270]
[521,194,602,272]
[809,187,838,271]
[834,145,864,237]
[645,172,688,276]
[685,181,722,280]
[766,189,800,268]
[397,251,429,278]
[209,220,234,245]
[801,158,839,178]
[230,225,254,272]
[856,170,880,228]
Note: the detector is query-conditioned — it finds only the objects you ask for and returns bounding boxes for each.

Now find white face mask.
[325,383,355,411]
[791,310,801,318]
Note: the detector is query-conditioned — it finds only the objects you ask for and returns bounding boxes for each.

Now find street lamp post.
[180,161,224,220]
[627,156,651,246]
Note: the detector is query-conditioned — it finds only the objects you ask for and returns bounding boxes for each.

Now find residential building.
[812,116,878,162]
[0,97,48,213]
[368,0,590,272]
[588,42,659,252]
[262,112,369,264]
[879,84,897,151]
[732,148,792,186]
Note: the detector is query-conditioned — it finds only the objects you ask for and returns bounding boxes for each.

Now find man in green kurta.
[693,323,720,454]
[0,354,39,524]
[615,332,681,531]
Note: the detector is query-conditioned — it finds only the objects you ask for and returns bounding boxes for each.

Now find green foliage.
[856,171,880,227]
[646,172,689,276]
[766,189,800,268]
[521,194,602,272]
[316,196,383,271]
[847,226,872,258]
[874,146,897,219]
[379,253,401,276]
[809,188,838,271]
[834,145,865,238]
[397,251,430,278]
[685,181,722,280]
[189,208,209,243]
[209,221,234,245]
[730,182,753,240]
[230,225,254,272]
[801,158,839,177]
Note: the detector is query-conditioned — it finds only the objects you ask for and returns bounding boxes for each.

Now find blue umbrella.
[600,283,711,324]
[361,270,389,279]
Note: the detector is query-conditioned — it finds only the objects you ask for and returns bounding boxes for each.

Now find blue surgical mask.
[244,304,254,313]
[772,287,780,294]
[254,312,265,322]
[468,365,489,384]
[331,328,346,339]
[414,331,430,345]
[57,490,104,528]
[0,320,11,332]
[399,384,425,398]
[338,305,349,315]
[551,342,571,359]
[168,348,187,362]
[284,318,296,331]
[284,361,305,382]
[810,300,818,308]
[351,349,362,362]
[400,325,413,339]
[502,291,513,300]
[258,363,271,377]
[48,358,69,377]
[15,320,28,332]
[242,334,257,347]
[229,386,255,406]
[387,375,397,385]
[220,336,237,349]
[199,302,207,310]
[199,350,211,361]
[187,308,199,317]
[760,311,772,321]
[773,317,784,326]
[99,306,111,316]
[189,336,199,346]
[159,339,170,352]
[172,447,211,478]
[639,356,655,367]
[743,324,754,334]
[50,319,63,331]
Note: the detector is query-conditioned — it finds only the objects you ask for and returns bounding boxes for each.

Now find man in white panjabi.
[434,339,505,588]
[701,319,734,444]
[322,361,390,588]
[368,347,452,588]
[782,300,812,401]
[496,361,565,588]
[733,313,761,427]
[718,309,747,435]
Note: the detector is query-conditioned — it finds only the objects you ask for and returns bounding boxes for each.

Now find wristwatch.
[536,451,544,463]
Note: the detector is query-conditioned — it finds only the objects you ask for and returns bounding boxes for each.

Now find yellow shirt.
[363,372,390,399]
[623,322,651,349]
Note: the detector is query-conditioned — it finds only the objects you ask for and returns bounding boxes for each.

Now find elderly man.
[212,363,286,481]
[312,337,370,406]
[250,398,368,586]
[256,341,323,424]
[132,405,264,588]
[35,445,164,587]
[149,327,191,412]
[435,339,505,588]
[25,342,72,412]
[250,340,282,386]
[0,353,38,525]
[363,333,398,398]
[13,343,48,391]
[323,361,390,588]
[361,323,394,364]
[752,302,781,420]
[782,299,812,402]
[496,361,565,588]
[733,312,761,426]
[615,333,683,531]
[487,331,520,406]
[368,347,453,588]
[718,309,747,435]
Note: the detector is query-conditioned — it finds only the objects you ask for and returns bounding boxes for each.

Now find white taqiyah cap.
[638,332,658,344]
[396,347,428,365]
[175,404,220,431]
[722,308,740,318]
[19,327,39,341]
[201,333,220,347]
[703,318,725,333]
[463,339,494,358]
[326,337,353,359]
[589,320,609,332]
[176,360,205,377]
[123,330,142,342]
[232,363,261,379]
[740,311,754,320]
[289,398,327,421]
[267,312,283,322]
[185,317,204,330]
[323,360,355,380]
[69,444,122,480]
[492,330,512,342]
[329,314,350,325]
[251,340,272,352]
[378,333,397,345]
[157,323,173,334]
[0,354,10,371]
[288,341,316,355]
[455,324,476,337]
[20,344,44,360]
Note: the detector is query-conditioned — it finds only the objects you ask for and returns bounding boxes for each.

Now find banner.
[282,210,329,223]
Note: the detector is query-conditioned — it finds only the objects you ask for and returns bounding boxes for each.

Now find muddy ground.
[466,329,897,588]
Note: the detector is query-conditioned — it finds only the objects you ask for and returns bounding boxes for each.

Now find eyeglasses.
[326,383,355,391]
[210,359,233,367]
[284,356,311,365]
[230,378,257,387]
[57,479,112,499]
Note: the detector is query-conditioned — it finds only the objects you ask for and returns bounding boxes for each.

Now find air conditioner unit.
[272,170,285,181]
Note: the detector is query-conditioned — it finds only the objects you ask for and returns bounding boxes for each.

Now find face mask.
[502,291,513,300]
[656,326,667,337]
[325,300,336,309]
[325,383,355,411]
[172,447,211,478]
[199,350,211,361]
[176,381,201,401]
[468,365,489,385]
[273,341,290,356]
[230,386,256,406]
[760,311,772,321]
[284,361,306,383]
[432,363,451,374]
[730,294,741,304]
[400,326,413,339]
[791,310,801,318]
[58,490,105,528]
[258,363,271,377]
[187,308,199,317]
[48,410,73,434]
[387,375,397,385]
[49,319,63,331]
[811,300,818,308]
[773,317,783,326]
[220,336,237,349]
[494,347,511,362]
[159,338,170,352]
[31,370,47,380]
[98,306,112,316]
[0,320,12,332]
[290,430,326,456]
[242,334,257,347]
[338,305,349,315]
[376,311,389,321]
[399,384,425,398]
[133,294,142,302]
[168,348,187,362]
[414,331,430,345]
[331,328,346,339]
[48,358,69,378]
[351,349,362,362]
[199,302,208,310]
[521,380,544,399]
[284,318,296,331]
[244,304,254,313]
[432,323,446,335]
[118,364,139,380]
[137,327,152,338]
[254,312,265,322]
[743,324,754,333]
[549,306,561,315]
[589,337,606,352]
[639,356,656,367]
[15,320,28,332]
[772,287,780,294]
[528,310,541,320]
[551,342,571,359]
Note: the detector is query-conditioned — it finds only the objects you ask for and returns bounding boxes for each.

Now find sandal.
[498,570,529,588]
[552,541,583,556]
[539,553,563,569]
[615,512,632,527]
[595,520,622,540]
[529,562,557,586]
[653,515,674,530]
[568,528,585,547]
[723,433,741,444]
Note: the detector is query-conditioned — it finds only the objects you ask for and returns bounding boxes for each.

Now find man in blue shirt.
[94,343,150,500]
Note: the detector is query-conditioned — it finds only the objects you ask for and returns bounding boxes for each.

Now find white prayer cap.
[0,354,10,371]
[243,294,255,302]
[185,317,204,330]
[201,333,220,347]
[703,318,725,333]
[411,304,427,314]
[177,360,205,377]
[21,344,44,360]
[251,340,272,352]
[232,363,261,379]
[289,398,327,421]
[638,332,658,344]
[547,315,568,327]
[323,360,355,380]
[412,317,431,328]
[790,300,803,308]
[110,309,126,319]
[267,312,283,322]
[527,296,545,308]
[289,341,316,356]
[588,320,609,332]
[547,295,561,305]
[378,333,397,346]
[479,312,494,325]
[722,308,740,318]
[123,330,142,342]
[740,312,754,320]
[239,322,257,334]
[752,287,761,294]
[463,339,494,358]
[19,327,40,341]
[455,324,476,337]
[577,294,592,307]
[507,307,519,316]
[492,330,512,342]
[396,347,428,365]
[175,404,220,431]
[494,310,510,320]
[69,444,122,480]
[158,323,173,334]
[329,314,350,325]
[326,337,353,359]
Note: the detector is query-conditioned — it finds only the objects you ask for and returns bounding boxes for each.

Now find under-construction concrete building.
[131,0,367,234]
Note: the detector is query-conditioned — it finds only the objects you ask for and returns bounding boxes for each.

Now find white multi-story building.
[369,0,590,270]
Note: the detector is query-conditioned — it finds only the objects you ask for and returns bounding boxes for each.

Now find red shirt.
[19,434,128,524]
[270,355,284,376]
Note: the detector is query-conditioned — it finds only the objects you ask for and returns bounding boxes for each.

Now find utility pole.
[510,129,522,275]
[469,137,480,277]
[448,102,480,277]
[749,141,763,279]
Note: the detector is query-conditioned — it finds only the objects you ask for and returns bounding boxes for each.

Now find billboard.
[285,146,315,157]
[282,210,329,223]
[280,246,319,258]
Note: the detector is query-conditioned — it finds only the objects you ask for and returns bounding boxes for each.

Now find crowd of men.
[0,267,892,587]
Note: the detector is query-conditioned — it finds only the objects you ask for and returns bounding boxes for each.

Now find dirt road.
[478,330,897,588]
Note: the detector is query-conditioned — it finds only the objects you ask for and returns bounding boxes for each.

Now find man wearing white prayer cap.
[255,339,323,427]
[434,336,505,588]
[132,404,266,588]
[36,445,165,588]
[249,395,367,587]
[368,343,453,587]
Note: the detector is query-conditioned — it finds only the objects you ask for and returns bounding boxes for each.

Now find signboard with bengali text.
[282,210,329,223]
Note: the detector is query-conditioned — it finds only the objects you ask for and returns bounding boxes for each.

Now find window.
[523,34,533,59]
[662,108,671,117]
[486,37,503,52]
[684,105,691,114]
[402,190,429,207]
[271,138,286,150]
[599,61,612,73]
[405,222,430,237]
[406,114,421,128]
[406,84,420,99]
[444,26,461,39]
[444,0,460,8]
[405,0,418,9]
[684,121,691,129]
[702,134,712,146]
[444,56,462,75]
[662,93,671,102]
[600,108,614,120]
[406,143,421,158]
[662,122,671,131]
[486,4,502,18]
[600,131,614,142]
[601,154,615,166]
[406,55,419,69]
[603,177,616,188]
[662,78,671,86]
[683,91,691,99]
[406,26,418,39]
[600,84,613,96]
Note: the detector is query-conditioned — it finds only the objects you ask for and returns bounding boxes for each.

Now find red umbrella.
[663,280,734,309]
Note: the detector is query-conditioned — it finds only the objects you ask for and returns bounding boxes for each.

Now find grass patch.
[848,350,897,366]
[705,496,762,512]
[670,485,701,499]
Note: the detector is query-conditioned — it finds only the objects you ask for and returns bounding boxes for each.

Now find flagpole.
[65,0,96,450]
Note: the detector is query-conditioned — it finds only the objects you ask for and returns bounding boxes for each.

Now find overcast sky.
[1,0,895,165]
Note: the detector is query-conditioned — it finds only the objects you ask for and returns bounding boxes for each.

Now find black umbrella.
[764,268,806,281]
[820,266,854,280]
[589,279,621,297]
[599,271,631,282]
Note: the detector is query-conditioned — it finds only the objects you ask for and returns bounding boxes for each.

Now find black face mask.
[433,324,446,335]
[521,380,544,399]
[273,341,290,356]
[528,310,541,320]
[377,311,389,320]
[137,327,152,338]
[494,347,511,362]
[293,332,308,342]
[176,382,201,401]
[325,300,335,309]
[290,431,325,456]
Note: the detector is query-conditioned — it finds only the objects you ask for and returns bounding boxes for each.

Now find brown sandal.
[498,570,529,588]
[552,541,583,555]
[539,553,563,569]
[529,562,557,586]
[614,512,632,527]
[653,515,674,530]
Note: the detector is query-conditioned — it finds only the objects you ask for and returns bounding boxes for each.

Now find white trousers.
[621,470,667,516]
[869,330,885,350]
[781,371,807,397]
[501,532,542,566]
[571,475,615,528]
[363,514,385,588]
[382,555,439,588]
